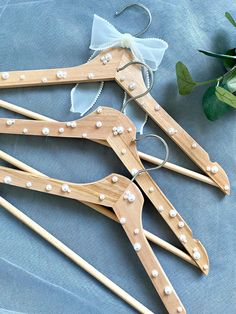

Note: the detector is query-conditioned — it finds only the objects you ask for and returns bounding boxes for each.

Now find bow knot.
[120,33,134,48]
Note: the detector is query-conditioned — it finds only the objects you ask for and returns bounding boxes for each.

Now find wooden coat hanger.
[0,47,230,194]
[0,196,154,314]
[0,166,185,314]
[0,106,209,274]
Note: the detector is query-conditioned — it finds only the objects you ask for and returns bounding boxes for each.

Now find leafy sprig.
[176,11,236,121]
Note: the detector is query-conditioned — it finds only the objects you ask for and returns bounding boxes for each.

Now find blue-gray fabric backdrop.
[0,0,235,313]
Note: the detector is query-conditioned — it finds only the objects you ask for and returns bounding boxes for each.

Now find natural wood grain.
[0,196,154,314]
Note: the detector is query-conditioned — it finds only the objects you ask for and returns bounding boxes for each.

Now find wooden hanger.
[0,166,185,314]
[0,47,230,194]
[0,106,209,274]
[0,196,154,314]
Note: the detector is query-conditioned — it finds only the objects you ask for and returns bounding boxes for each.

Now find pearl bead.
[133,242,141,251]
[120,217,126,225]
[168,127,177,135]
[19,74,26,80]
[119,75,125,82]
[128,82,137,90]
[87,72,94,79]
[151,269,159,278]
[134,228,140,235]
[61,184,70,193]
[121,148,126,155]
[45,184,53,191]
[82,133,87,138]
[117,126,124,134]
[96,107,102,114]
[42,127,50,136]
[56,71,67,79]
[169,209,177,218]
[41,77,48,83]
[179,234,187,243]
[127,127,132,133]
[211,165,218,174]
[111,176,118,183]
[105,53,112,61]
[177,306,183,313]
[154,104,160,111]
[99,194,105,201]
[22,128,28,134]
[1,72,9,80]
[4,176,12,184]
[157,205,164,212]
[128,194,136,203]
[164,286,172,295]
[178,221,185,228]
[224,185,229,191]
[96,121,102,128]
[100,56,106,62]
[131,168,138,176]
[58,128,64,134]
[203,264,208,271]
[193,251,201,260]
[149,187,154,193]
[70,121,77,128]
[191,142,197,149]
[26,181,32,188]
[206,166,211,172]
[6,119,15,126]
[102,60,107,65]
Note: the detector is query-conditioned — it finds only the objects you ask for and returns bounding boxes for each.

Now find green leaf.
[199,49,236,60]
[176,62,197,95]
[225,12,236,27]
[202,86,230,121]
[223,48,236,70]
[215,86,236,108]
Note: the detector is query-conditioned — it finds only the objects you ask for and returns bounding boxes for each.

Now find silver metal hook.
[117,61,154,113]
[131,134,169,181]
[114,3,152,37]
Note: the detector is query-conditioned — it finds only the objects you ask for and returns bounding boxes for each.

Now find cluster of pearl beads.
[206,165,219,174]
[112,126,124,136]
[66,121,77,128]
[100,53,112,65]
[123,190,136,203]
[6,119,15,126]
[168,127,177,136]
[56,71,67,79]
[192,247,201,260]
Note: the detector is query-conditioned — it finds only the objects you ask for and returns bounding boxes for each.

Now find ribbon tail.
[70,82,104,115]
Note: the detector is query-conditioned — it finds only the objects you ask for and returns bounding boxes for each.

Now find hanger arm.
[0,196,154,314]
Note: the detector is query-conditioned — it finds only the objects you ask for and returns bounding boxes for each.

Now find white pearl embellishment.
[111,176,118,183]
[149,187,154,193]
[120,217,126,225]
[206,166,211,172]
[179,234,187,243]
[157,205,164,212]
[131,168,138,176]
[164,286,172,295]
[119,75,125,82]
[1,72,9,80]
[96,121,102,128]
[56,71,67,79]
[45,184,53,191]
[154,104,160,111]
[211,165,218,174]
[133,242,141,252]
[22,128,28,134]
[224,185,229,191]
[129,82,137,90]
[41,77,48,83]
[134,228,139,235]
[127,127,132,133]
[87,72,94,79]
[61,184,70,193]
[203,264,208,271]
[121,149,126,155]
[168,127,177,135]
[26,181,32,188]
[96,107,102,114]
[6,119,15,126]
[123,190,136,203]
[169,209,177,218]
[151,269,159,278]
[177,306,183,313]
[193,250,201,260]
[19,74,26,80]
[112,126,124,136]
[99,194,105,201]
[42,127,50,136]
[191,142,197,148]
[4,176,12,184]
[58,128,64,134]
[178,221,185,228]
[82,133,87,138]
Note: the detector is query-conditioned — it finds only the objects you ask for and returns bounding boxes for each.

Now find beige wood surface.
[0,166,185,314]
[0,47,229,194]
[0,107,209,274]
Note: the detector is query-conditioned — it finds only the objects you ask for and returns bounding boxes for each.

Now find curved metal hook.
[131,134,169,181]
[114,3,152,37]
[117,61,154,112]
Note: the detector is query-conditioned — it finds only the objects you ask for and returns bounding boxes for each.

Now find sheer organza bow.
[71,14,168,133]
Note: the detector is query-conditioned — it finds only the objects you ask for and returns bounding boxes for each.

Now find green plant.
[176,11,236,121]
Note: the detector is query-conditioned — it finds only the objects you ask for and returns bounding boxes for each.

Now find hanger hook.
[114,3,152,37]
[131,134,169,181]
[117,61,154,112]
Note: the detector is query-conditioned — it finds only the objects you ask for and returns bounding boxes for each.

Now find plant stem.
[196,77,222,86]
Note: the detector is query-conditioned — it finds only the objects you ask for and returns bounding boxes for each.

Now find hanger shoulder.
[0,48,124,88]
[115,51,230,195]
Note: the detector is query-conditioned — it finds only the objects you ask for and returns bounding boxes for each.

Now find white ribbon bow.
[89,14,168,71]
